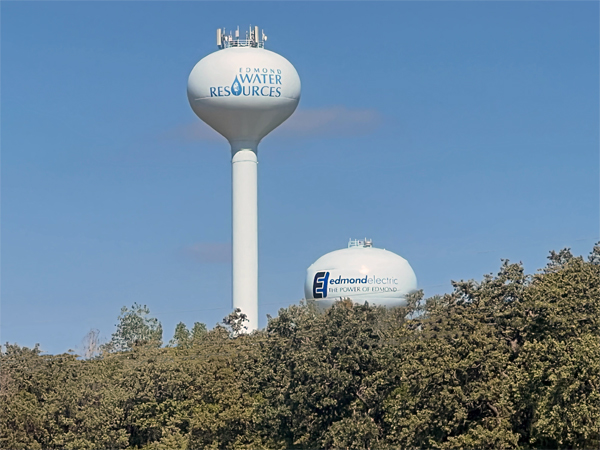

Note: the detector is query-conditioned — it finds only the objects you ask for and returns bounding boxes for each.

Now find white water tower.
[305,239,418,309]
[188,26,301,331]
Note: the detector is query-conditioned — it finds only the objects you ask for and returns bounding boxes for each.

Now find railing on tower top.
[221,38,264,49]
[348,239,373,248]
[217,26,266,50]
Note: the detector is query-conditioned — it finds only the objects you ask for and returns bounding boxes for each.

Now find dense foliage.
[1,246,599,449]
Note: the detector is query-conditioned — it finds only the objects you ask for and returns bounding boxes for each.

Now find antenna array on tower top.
[217,25,267,49]
[348,238,374,248]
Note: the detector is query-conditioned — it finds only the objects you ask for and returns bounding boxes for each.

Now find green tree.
[382,250,600,449]
[104,303,163,352]
[0,343,46,450]
[510,254,600,448]
[1,244,598,449]
[588,241,600,265]
[221,308,249,336]
[0,343,129,450]
[249,300,410,449]
[169,322,207,348]
[383,261,526,449]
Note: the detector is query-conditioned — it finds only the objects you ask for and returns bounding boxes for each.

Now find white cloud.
[167,121,223,142]
[182,242,231,264]
[277,106,382,138]
[169,106,382,143]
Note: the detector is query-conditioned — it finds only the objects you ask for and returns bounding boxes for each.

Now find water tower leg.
[231,149,258,331]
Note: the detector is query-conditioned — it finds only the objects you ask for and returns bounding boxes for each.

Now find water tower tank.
[305,239,418,308]
[187,29,301,153]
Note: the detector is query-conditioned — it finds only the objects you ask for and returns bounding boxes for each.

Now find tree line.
[1,246,599,449]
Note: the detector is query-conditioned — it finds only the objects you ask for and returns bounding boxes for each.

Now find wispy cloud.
[168,106,382,143]
[278,106,382,138]
[182,243,231,264]
[162,120,223,143]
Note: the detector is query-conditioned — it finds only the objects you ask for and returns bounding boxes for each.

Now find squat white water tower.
[188,27,301,330]
[305,239,418,309]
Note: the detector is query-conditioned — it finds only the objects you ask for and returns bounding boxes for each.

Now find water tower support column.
[231,149,258,331]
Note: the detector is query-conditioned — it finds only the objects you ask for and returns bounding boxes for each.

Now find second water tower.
[305,239,418,309]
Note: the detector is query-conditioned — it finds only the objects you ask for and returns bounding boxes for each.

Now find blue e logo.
[313,271,330,299]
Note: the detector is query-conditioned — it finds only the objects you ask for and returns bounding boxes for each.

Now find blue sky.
[2,2,598,355]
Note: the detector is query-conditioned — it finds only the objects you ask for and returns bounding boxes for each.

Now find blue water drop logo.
[231,76,242,96]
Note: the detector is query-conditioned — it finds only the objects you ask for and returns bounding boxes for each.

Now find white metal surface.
[187,30,301,331]
[305,242,418,309]
[232,150,258,330]
[187,47,301,153]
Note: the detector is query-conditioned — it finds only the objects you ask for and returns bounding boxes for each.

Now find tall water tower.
[187,26,301,331]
